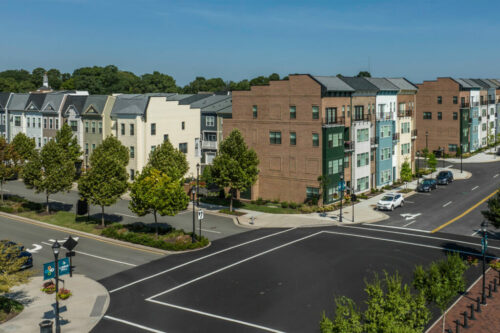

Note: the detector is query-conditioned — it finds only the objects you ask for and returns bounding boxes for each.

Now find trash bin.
[39,320,53,333]
[77,198,88,215]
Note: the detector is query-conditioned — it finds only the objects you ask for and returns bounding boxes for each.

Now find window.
[306,187,319,199]
[453,112,458,120]
[121,123,125,135]
[437,112,442,120]
[179,142,188,153]
[401,122,410,134]
[312,133,319,147]
[70,121,78,132]
[129,124,134,135]
[356,128,369,142]
[354,106,364,120]
[32,117,35,128]
[490,122,495,129]
[85,143,89,155]
[206,116,215,127]
[423,112,432,119]
[312,106,319,119]
[491,108,495,115]
[356,176,369,192]
[252,105,258,119]
[325,107,337,123]
[27,117,30,128]
[130,169,135,181]
[482,109,486,117]
[98,122,102,134]
[92,122,96,133]
[357,152,369,167]
[327,159,342,175]
[381,169,391,183]
[44,138,47,145]
[453,96,458,104]
[130,146,135,158]
[43,118,47,128]
[342,106,345,117]
[327,186,339,201]
[195,138,200,157]
[482,123,486,131]
[289,106,296,119]
[151,146,156,152]
[290,132,296,145]
[482,138,486,145]
[327,132,343,148]
[381,147,391,160]
[401,143,410,155]
[182,121,185,130]
[461,97,465,105]
[344,156,349,168]
[270,131,281,144]
[448,144,457,152]
[38,118,41,128]
[49,118,53,129]
[92,143,95,151]
[56,119,59,130]
[380,125,392,138]
[437,96,442,104]
[38,138,41,148]
[151,123,156,135]
[164,134,169,142]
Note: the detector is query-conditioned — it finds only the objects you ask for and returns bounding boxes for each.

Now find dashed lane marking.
[443,201,452,207]
[494,174,499,178]
[471,186,479,191]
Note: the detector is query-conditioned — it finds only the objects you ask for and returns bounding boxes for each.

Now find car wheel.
[390,205,394,211]
[400,201,404,207]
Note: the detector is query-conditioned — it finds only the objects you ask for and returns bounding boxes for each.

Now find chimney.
[43,72,49,88]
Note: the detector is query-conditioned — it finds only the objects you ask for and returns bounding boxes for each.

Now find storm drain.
[90,295,107,317]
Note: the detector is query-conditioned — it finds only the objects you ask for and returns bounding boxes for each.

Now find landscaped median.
[0,195,209,252]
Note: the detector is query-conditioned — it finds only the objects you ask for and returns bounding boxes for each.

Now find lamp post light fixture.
[416,151,420,186]
[481,220,488,305]
[51,241,61,333]
[425,131,429,150]
[339,174,344,223]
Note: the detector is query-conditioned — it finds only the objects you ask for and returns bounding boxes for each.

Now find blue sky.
[2,0,500,85]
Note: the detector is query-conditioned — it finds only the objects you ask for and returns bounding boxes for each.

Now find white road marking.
[402,220,417,227]
[494,174,499,178]
[447,165,453,168]
[48,199,65,204]
[362,223,430,233]
[114,212,137,219]
[148,299,285,333]
[201,228,221,234]
[109,227,297,293]
[26,244,42,253]
[471,230,480,236]
[41,241,136,266]
[400,213,421,221]
[442,201,452,207]
[104,316,166,333]
[471,186,479,191]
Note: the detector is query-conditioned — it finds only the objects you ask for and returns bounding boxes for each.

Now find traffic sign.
[43,258,71,280]
[338,180,346,191]
[63,236,78,251]
[198,209,204,220]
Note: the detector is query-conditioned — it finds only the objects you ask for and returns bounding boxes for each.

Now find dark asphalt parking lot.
[93,226,500,333]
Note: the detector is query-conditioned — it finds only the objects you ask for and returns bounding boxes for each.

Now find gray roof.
[0,93,11,111]
[483,79,500,88]
[386,78,418,91]
[201,97,232,113]
[364,78,399,91]
[178,94,213,105]
[470,79,491,89]
[460,79,481,89]
[111,94,149,116]
[25,93,47,111]
[41,93,66,113]
[7,93,30,111]
[190,95,230,109]
[313,76,355,92]
[453,78,475,89]
[82,95,109,115]
[62,95,87,115]
[489,79,500,87]
[216,105,232,115]
[338,77,379,92]
[166,94,193,101]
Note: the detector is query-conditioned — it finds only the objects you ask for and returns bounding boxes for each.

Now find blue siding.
[470,107,479,151]
[376,120,394,186]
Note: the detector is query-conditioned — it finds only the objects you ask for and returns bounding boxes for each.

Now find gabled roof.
[166,94,193,101]
[489,79,500,87]
[111,94,149,116]
[41,92,66,113]
[313,76,355,92]
[25,93,47,111]
[62,95,87,116]
[386,78,418,91]
[201,97,232,113]
[470,79,491,89]
[338,77,379,92]
[0,93,11,111]
[6,93,30,111]
[364,78,399,91]
[483,79,500,88]
[460,79,481,89]
[190,95,230,109]
[216,105,232,115]
[452,78,476,89]
[82,95,109,116]
[178,94,213,105]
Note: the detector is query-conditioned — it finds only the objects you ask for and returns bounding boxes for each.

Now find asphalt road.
[0,214,163,280]
[93,226,500,333]
[2,180,244,241]
[372,161,500,238]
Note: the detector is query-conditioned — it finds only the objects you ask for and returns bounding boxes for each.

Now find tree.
[482,190,500,228]
[129,167,189,237]
[140,71,178,93]
[23,141,75,213]
[210,129,259,211]
[12,133,36,162]
[356,71,371,78]
[200,164,214,184]
[147,140,188,181]
[0,241,33,293]
[55,123,82,163]
[320,297,363,333]
[400,159,412,189]
[413,253,468,332]
[427,153,437,172]
[78,136,129,227]
[0,138,19,202]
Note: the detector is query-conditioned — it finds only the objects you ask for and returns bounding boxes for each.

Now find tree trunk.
[229,189,233,212]
[0,180,4,203]
[101,205,105,228]
[154,210,158,239]
[46,193,50,214]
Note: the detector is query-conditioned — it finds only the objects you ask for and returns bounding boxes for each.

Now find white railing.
[202,140,217,149]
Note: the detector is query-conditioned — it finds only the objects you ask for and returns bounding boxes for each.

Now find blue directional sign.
[482,236,488,254]
[43,258,71,280]
[338,180,346,191]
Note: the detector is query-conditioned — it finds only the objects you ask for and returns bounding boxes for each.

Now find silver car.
[376,193,404,211]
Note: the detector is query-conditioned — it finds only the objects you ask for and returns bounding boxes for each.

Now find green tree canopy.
[427,153,437,172]
[0,241,33,293]
[12,133,36,163]
[482,191,500,228]
[55,123,82,163]
[210,129,259,211]
[400,159,412,189]
[357,71,371,77]
[147,140,188,181]
[140,71,178,93]
[0,137,20,202]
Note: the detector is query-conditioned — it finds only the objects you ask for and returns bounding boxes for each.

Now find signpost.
[43,258,71,280]
[63,236,78,277]
[198,209,204,238]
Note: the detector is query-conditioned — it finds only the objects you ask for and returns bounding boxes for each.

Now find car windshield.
[381,196,394,201]
[438,172,447,177]
[422,180,433,185]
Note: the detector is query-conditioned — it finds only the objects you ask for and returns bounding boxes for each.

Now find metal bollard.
[488,283,492,298]
[494,278,498,292]
[462,312,468,328]
[455,319,460,333]
[476,296,482,312]
[469,304,475,320]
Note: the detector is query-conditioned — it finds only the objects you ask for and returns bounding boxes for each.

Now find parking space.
[94,226,500,333]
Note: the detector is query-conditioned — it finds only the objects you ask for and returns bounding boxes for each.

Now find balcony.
[377,112,393,121]
[353,114,371,122]
[411,129,418,139]
[461,102,470,108]
[398,110,412,117]
[392,133,400,141]
[201,140,218,150]
[471,101,479,107]
[370,137,378,147]
[488,100,495,104]
[323,116,345,126]
[480,100,488,106]
[344,141,354,151]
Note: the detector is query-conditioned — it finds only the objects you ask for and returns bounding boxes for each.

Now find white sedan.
[376,193,404,211]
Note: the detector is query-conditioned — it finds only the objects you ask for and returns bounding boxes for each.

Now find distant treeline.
[0,65,289,94]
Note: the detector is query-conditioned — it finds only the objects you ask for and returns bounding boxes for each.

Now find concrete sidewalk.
[443,150,499,164]
[0,274,109,333]
[235,167,471,228]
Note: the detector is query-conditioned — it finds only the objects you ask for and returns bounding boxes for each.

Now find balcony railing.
[411,129,418,138]
[488,100,495,104]
[377,112,393,121]
[201,140,218,150]
[461,102,470,108]
[398,110,412,117]
[392,133,400,141]
[353,114,371,122]
[323,116,345,125]
[471,101,479,107]
[480,100,488,106]
[344,141,354,151]
[370,137,378,146]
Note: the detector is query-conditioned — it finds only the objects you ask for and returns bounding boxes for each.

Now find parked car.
[417,179,437,192]
[376,193,404,211]
[0,240,33,270]
[436,170,454,185]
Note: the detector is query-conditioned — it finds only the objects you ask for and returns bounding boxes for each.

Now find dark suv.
[417,179,437,192]
[436,171,453,185]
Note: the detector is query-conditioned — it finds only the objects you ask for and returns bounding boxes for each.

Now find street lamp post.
[51,241,61,333]
[441,148,445,169]
[460,145,463,173]
[425,131,429,150]
[481,220,488,305]
[416,151,420,186]
[191,184,196,243]
[196,163,200,238]
[339,175,343,223]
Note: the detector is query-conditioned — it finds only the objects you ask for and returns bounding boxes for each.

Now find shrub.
[272,199,279,204]
[280,201,289,208]
[0,206,14,213]
[0,296,23,314]
[289,202,297,209]
[256,197,266,205]
[383,185,392,190]
[358,194,368,200]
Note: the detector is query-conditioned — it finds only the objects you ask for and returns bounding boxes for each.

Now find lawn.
[19,211,103,235]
